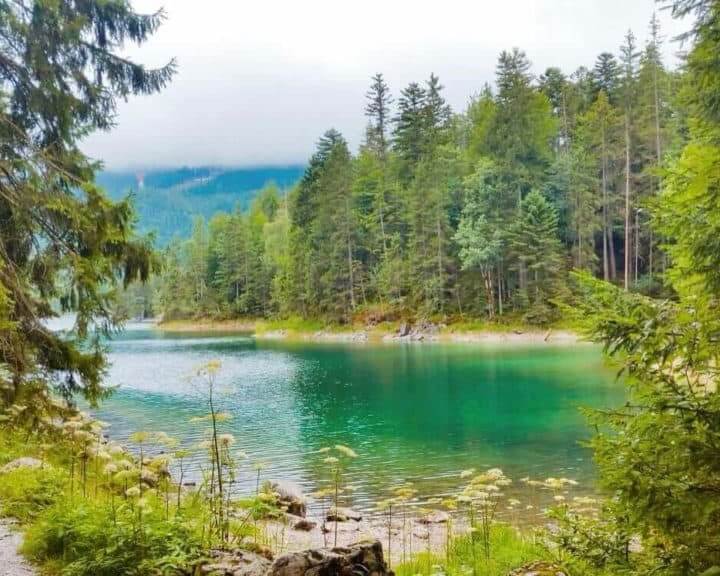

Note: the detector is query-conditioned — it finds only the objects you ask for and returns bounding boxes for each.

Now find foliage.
[561,3,720,574]
[152,22,680,326]
[0,0,174,406]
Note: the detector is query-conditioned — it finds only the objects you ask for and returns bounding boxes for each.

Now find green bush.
[23,496,205,576]
[0,466,67,522]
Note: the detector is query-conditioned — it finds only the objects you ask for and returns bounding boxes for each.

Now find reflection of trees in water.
[98,335,622,513]
[279,343,621,504]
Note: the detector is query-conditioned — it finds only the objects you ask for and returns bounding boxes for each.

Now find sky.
[83,0,690,170]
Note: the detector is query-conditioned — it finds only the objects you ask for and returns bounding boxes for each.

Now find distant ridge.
[97,165,304,245]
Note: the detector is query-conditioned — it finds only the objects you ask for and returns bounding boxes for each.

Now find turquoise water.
[93,326,622,513]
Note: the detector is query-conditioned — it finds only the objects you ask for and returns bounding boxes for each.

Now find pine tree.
[578,91,624,281]
[508,190,564,321]
[365,73,393,159]
[0,0,174,404]
[593,52,621,103]
[455,160,505,317]
[393,82,427,177]
[619,30,639,290]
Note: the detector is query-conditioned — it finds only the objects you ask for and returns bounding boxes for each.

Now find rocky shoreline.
[156,319,581,346]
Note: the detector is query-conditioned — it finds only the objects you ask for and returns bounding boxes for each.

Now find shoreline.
[154,318,583,345]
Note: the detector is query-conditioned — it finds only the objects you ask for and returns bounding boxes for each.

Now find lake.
[92,325,623,516]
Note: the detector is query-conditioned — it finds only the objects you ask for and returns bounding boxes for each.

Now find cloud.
[83,0,689,170]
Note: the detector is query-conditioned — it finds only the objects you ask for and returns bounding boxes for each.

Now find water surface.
[93,326,622,513]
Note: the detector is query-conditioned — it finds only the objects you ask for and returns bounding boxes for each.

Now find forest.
[3,0,720,575]
[154,20,675,325]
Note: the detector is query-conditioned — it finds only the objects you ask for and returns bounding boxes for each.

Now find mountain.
[96,166,304,245]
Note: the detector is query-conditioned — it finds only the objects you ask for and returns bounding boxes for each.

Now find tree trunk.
[345,196,356,310]
[624,115,631,291]
[601,123,610,281]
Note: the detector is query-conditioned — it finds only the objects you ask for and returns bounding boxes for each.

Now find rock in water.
[268,480,308,517]
[292,518,317,532]
[268,541,389,576]
[416,510,450,524]
[326,507,362,522]
[507,561,569,576]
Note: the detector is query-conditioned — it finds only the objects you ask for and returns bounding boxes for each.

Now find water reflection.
[92,329,622,513]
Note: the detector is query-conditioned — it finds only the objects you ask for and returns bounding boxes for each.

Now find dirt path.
[0,519,35,576]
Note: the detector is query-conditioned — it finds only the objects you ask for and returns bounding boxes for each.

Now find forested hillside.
[97,166,303,244]
[157,18,677,324]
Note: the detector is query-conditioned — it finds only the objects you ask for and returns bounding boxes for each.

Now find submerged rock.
[326,507,362,522]
[268,480,308,517]
[291,517,317,532]
[268,541,389,576]
[416,510,450,524]
[0,457,45,474]
[507,561,569,576]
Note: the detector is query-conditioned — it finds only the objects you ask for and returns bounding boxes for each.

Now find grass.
[0,426,209,576]
[395,525,551,576]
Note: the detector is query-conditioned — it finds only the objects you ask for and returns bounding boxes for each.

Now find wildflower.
[103,463,118,476]
[486,468,504,480]
[218,433,235,446]
[441,498,457,510]
[323,456,339,465]
[334,444,358,458]
[460,468,475,479]
[126,486,141,498]
[553,495,566,502]
[130,431,150,444]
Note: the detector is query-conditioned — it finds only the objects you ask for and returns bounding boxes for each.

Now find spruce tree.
[0,0,174,405]
[393,82,427,177]
[365,73,393,159]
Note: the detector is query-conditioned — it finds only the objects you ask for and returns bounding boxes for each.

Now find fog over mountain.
[83,0,687,170]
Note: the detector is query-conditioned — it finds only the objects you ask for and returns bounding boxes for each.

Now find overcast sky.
[83,0,689,170]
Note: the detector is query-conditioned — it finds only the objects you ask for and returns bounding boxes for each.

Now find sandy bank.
[154,319,582,346]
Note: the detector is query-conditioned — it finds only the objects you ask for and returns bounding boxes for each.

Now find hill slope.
[97,166,304,245]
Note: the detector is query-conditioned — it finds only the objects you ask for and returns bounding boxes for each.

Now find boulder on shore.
[268,541,389,576]
[198,549,272,576]
[0,457,45,474]
[267,480,308,518]
[507,561,569,576]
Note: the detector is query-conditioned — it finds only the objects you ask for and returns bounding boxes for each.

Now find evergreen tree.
[487,48,556,199]
[0,0,174,404]
[619,30,640,289]
[508,190,564,321]
[455,160,506,317]
[365,73,393,158]
[578,91,624,281]
[593,52,621,102]
[393,82,427,177]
